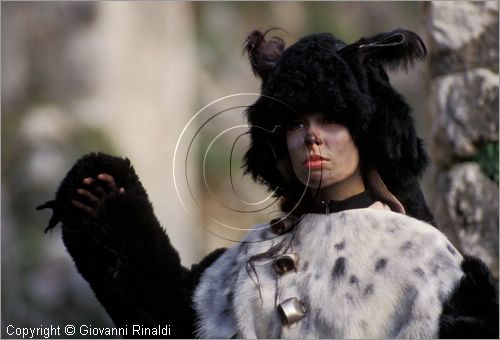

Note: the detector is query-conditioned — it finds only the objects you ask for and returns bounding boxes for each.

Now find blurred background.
[2,1,498,337]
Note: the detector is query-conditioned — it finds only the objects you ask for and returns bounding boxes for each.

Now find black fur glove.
[38,152,195,338]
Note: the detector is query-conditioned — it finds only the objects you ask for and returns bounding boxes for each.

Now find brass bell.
[277,297,306,325]
[274,253,299,274]
[269,216,297,235]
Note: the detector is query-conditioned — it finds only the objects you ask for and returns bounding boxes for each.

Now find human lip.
[303,154,329,168]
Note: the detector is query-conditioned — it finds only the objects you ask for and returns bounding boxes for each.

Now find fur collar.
[194,209,463,338]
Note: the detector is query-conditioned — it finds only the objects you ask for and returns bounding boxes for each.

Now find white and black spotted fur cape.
[194,208,464,338]
[40,154,498,338]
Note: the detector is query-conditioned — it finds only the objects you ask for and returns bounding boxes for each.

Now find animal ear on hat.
[244,28,285,81]
[338,28,427,71]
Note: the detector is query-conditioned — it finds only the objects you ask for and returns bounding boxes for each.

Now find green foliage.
[475,142,499,184]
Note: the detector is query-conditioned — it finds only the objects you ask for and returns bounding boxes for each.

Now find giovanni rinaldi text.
[6,324,172,338]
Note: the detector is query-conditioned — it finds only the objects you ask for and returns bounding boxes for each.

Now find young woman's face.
[286,113,364,200]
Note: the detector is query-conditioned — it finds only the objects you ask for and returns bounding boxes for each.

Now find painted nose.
[304,132,322,146]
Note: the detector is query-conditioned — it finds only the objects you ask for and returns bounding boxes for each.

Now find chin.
[300,177,323,189]
[301,175,341,190]
[296,170,335,189]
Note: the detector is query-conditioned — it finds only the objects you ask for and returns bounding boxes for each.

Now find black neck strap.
[307,190,375,214]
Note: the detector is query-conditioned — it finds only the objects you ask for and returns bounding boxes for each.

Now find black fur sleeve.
[439,255,499,339]
[38,152,202,338]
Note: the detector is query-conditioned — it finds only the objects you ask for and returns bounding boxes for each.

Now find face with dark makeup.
[286,113,365,201]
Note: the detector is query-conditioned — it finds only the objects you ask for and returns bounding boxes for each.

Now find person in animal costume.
[39,28,498,338]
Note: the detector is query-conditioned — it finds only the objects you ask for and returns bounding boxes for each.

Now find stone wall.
[425,1,499,276]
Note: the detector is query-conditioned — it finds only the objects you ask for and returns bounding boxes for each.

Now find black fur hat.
[243,28,433,222]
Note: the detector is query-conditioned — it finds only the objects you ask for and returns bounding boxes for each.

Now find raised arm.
[38,152,196,337]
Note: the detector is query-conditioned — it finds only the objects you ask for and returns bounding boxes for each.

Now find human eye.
[287,119,306,130]
[323,116,338,124]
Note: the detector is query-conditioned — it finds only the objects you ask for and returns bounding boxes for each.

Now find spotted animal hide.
[194,209,464,338]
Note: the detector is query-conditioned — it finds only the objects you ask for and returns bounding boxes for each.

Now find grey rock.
[428,1,498,51]
[426,1,499,77]
[431,68,499,162]
[435,163,498,274]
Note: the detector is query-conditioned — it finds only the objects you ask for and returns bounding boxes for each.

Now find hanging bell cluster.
[275,253,305,325]
[270,215,305,325]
